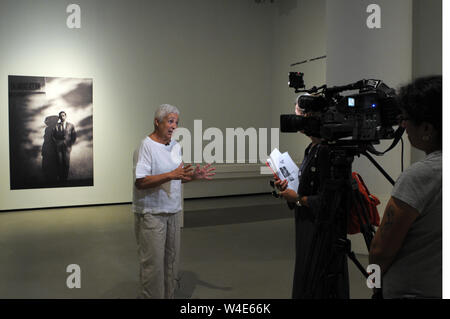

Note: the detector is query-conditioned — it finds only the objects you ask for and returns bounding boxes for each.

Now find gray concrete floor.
[0,196,372,299]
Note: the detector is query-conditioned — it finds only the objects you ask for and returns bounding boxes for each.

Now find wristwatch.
[295,196,303,207]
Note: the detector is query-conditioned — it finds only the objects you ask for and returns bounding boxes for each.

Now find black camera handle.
[295,79,367,95]
[294,84,326,94]
[367,127,405,157]
[360,127,405,186]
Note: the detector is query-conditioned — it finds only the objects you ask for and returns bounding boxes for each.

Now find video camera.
[282,73,401,143]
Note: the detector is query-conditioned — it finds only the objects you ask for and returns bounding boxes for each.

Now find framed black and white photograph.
[8,75,93,189]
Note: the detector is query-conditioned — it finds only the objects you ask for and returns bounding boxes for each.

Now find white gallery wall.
[0,0,442,211]
[0,0,275,210]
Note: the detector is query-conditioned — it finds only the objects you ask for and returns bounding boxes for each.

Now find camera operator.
[369,75,442,299]
[275,95,349,299]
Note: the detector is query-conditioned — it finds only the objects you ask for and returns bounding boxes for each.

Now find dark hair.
[398,75,442,144]
[59,111,66,117]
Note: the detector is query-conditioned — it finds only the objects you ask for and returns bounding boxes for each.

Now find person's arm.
[369,196,419,275]
[135,172,173,189]
[135,163,193,190]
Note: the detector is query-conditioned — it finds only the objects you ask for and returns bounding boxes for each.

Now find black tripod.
[300,142,391,299]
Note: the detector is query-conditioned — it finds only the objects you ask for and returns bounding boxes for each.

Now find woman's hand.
[280,188,299,203]
[274,175,288,192]
[192,163,216,180]
[273,174,307,205]
[273,175,296,202]
[170,163,193,180]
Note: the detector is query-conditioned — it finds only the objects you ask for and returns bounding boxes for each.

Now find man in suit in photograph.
[52,111,77,182]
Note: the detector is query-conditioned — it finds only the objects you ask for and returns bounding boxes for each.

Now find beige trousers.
[134,212,181,299]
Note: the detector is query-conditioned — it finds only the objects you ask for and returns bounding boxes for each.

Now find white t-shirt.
[383,150,442,298]
[132,136,182,214]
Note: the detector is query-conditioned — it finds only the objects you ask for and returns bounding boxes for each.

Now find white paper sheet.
[267,148,299,191]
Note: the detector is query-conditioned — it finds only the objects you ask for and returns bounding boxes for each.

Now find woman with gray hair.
[133,104,215,299]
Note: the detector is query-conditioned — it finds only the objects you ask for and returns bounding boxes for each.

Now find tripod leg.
[347,250,368,279]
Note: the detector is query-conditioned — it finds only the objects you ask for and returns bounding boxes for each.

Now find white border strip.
[443,0,448,299]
